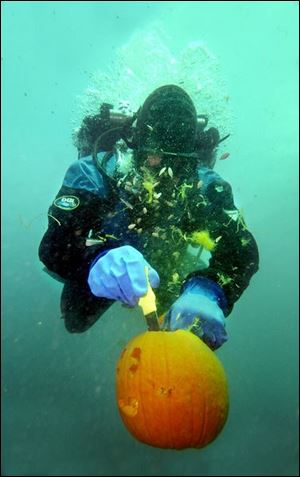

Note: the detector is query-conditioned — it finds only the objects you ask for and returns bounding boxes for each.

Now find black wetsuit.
[39,155,259,332]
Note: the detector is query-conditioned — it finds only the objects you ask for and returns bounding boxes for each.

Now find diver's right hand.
[88,245,160,307]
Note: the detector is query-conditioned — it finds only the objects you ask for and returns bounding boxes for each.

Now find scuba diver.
[39,84,259,350]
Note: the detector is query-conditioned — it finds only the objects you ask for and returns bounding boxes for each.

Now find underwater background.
[1,1,299,476]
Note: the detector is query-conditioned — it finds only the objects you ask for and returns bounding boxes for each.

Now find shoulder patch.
[53,195,80,211]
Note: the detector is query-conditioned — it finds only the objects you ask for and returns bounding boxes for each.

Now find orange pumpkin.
[116,329,229,449]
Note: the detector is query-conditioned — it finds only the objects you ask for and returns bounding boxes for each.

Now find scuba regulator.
[76,102,137,159]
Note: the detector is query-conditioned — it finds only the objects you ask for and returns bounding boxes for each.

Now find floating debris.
[159,167,167,176]
[241,237,251,247]
[128,223,136,230]
[219,152,230,161]
[217,272,233,286]
[190,230,216,251]
[168,167,174,179]
[120,198,134,209]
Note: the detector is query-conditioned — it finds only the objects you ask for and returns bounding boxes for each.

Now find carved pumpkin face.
[116,330,229,449]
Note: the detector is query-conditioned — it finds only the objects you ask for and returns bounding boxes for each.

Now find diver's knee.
[64,319,90,333]
[63,310,104,333]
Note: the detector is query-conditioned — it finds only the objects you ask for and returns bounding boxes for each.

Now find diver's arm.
[39,187,106,281]
[38,159,121,282]
[184,178,259,316]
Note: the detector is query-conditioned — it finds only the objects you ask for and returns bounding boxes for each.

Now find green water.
[2,1,299,476]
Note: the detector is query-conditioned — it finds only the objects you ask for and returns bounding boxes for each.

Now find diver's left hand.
[164,279,228,350]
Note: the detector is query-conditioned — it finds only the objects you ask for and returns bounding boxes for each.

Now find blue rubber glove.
[164,277,228,350]
[88,245,160,307]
